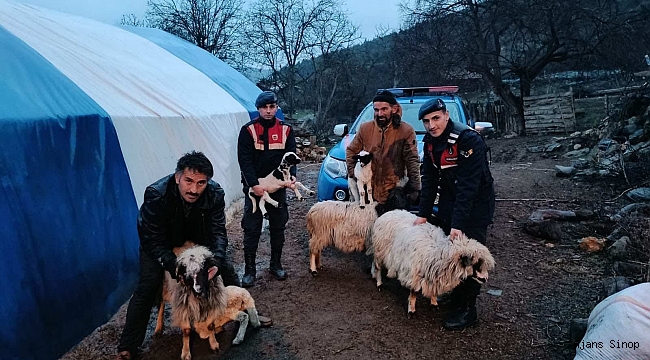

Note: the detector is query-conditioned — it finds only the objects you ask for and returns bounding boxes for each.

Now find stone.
[555,165,575,177]
[564,148,591,158]
[622,124,639,136]
[612,261,647,278]
[610,203,650,221]
[570,131,582,138]
[573,143,582,150]
[627,187,650,202]
[528,145,545,153]
[629,129,645,145]
[569,319,589,344]
[545,143,562,152]
[601,276,632,298]
[608,236,630,261]
[571,159,591,170]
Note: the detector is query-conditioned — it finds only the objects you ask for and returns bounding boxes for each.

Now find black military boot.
[443,279,479,330]
[269,251,287,280]
[241,253,256,288]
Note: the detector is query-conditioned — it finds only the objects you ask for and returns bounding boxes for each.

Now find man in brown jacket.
[345,90,421,212]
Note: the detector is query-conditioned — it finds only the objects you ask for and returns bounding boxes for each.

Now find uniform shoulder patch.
[460,149,473,158]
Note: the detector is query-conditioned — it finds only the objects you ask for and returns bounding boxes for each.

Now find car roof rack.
[381,86,459,99]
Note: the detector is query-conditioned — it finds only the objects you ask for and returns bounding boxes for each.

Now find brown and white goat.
[155,244,260,360]
[370,210,495,317]
[248,151,314,218]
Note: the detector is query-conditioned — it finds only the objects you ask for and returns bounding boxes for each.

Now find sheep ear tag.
[208,266,218,280]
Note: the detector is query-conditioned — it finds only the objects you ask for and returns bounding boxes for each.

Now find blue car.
[317,86,491,203]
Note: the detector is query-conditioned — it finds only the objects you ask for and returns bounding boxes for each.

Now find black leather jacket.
[137,174,228,274]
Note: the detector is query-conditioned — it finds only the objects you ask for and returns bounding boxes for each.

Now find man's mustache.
[186,192,199,197]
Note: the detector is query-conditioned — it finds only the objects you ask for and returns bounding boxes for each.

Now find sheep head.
[175,245,220,299]
[453,235,496,284]
[352,150,373,167]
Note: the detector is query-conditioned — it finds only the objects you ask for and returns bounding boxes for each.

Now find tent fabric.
[0,1,266,359]
[0,1,251,208]
[0,23,139,360]
[123,26,264,120]
[575,283,650,359]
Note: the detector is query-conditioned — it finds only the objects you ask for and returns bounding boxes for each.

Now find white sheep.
[370,210,495,317]
[307,181,411,276]
[348,150,373,207]
[155,244,261,360]
[249,151,314,218]
[307,201,379,275]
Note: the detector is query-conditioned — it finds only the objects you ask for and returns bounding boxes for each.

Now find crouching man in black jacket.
[413,98,495,331]
[116,151,240,360]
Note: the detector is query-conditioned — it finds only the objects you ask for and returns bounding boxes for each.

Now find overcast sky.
[15,0,404,40]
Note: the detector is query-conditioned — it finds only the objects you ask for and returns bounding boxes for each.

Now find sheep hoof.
[310,269,318,276]
[308,191,315,196]
[407,311,415,319]
[377,285,383,292]
[263,213,269,219]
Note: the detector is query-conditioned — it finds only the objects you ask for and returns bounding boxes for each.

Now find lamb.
[369,210,495,317]
[155,244,261,360]
[348,150,373,207]
[248,151,314,218]
[307,181,411,276]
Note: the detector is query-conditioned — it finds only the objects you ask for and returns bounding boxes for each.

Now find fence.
[465,100,517,134]
[523,91,576,134]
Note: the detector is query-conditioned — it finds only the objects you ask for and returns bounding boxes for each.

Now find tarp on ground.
[0,1,265,359]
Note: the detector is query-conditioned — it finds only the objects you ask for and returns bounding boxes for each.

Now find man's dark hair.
[175,151,214,178]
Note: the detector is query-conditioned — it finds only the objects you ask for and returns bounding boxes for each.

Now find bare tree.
[403,0,647,135]
[243,0,356,117]
[144,0,243,61]
[119,14,146,27]
[306,5,359,135]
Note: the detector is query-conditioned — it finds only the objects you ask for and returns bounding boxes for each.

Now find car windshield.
[350,101,461,134]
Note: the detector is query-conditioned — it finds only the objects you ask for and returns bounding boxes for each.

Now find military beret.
[418,98,447,119]
[255,91,278,108]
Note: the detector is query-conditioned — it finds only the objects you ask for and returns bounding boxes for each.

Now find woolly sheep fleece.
[370,210,495,300]
[307,200,379,255]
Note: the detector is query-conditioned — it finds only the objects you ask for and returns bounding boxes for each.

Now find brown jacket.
[346,117,421,203]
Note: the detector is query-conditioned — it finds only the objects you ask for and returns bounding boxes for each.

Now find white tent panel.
[0,1,249,206]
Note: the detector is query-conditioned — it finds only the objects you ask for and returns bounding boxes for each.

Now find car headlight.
[323,155,348,179]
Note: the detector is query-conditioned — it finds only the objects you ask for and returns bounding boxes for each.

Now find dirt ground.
[61,135,637,360]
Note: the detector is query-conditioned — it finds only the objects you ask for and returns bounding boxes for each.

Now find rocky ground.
[61,134,649,360]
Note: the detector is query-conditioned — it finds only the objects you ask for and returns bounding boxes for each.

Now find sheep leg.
[248,192,258,214]
[154,301,165,336]
[348,177,360,204]
[310,251,319,276]
[366,183,374,205]
[181,327,192,360]
[430,297,439,307]
[232,311,249,345]
[246,307,261,328]
[295,181,315,196]
[374,260,383,290]
[316,252,322,270]
[407,290,417,319]
[358,182,366,208]
[292,187,304,201]
[208,332,220,351]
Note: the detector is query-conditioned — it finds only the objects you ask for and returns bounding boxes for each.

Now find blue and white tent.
[0,1,271,359]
